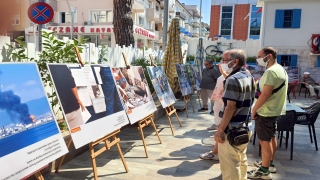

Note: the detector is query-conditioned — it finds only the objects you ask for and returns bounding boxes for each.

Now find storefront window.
[91,10,113,23]
[137,39,144,49]
[98,35,112,47]
[60,12,77,23]
[83,35,97,45]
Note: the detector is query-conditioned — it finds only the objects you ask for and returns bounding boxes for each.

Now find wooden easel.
[137,113,162,157]
[196,90,202,108]
[122,52,162,157]
[21,165,48,180]
[55,130,128,180]
[164,104,182,135]
[181,93,195,118]
[55,50,128,179]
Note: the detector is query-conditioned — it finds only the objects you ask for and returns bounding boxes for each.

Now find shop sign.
[46,26,114,34]
[133,25,155,39]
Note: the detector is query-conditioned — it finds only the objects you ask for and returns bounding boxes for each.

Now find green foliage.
[247,56,257,63]
[5,31,87,122]
[187,55,195,61]
[132,58,155,93]
[98,45,108,64]
[206,55,222,63]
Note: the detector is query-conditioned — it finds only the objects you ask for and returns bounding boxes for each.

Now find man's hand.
[78,100,85,112]
[214,128,225,143]
[305,83,309,86]
[251,109,257,120]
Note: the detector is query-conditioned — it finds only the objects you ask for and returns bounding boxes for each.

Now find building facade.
[43,0,176,50]
[258,0,320,67]
[209,0,261,40]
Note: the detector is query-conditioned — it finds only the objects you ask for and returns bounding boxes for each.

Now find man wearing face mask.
[214,49,255,180]
[248,47,288,180]
[198,60,221,114]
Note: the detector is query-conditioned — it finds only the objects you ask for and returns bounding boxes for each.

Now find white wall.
[211,0,257,5]
[187,38,260,57]
[261,1,320,49]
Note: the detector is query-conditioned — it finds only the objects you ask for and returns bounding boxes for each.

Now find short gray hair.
[229,49,247,66]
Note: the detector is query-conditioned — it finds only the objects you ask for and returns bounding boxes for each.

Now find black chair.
[287,84,294,103]
[277,110,297,160]
[296,102,320,151]
[299,83,319,98]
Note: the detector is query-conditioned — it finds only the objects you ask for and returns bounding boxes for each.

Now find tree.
[113,0,135,47]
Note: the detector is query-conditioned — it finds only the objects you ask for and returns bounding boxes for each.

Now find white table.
[286,103,306,113]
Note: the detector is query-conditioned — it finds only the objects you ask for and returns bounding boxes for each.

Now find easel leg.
[55,138,73,173]
[166,115,175,136]
[114,136,129,173]
[174,111,182,127]
[151,117,162,144]
[184,96,189,118]
[138,123,149,158]
[89,143,99,180]
[34,172,44,180]
[189,95,195,113]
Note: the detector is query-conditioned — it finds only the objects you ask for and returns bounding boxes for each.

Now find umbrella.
[162,18,182,89]
[195,38,205,77]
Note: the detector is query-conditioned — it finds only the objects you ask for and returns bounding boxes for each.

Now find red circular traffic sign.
[28,2,54,24]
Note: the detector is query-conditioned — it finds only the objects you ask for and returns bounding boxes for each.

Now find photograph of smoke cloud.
[0,63,58,158]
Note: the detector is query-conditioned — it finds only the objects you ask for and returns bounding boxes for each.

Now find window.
[91,10,113,23]
[220,6,233,39]
[317,56,320,67]
[275,9,301,28]
[12,15,20,25]
[249,5,262,39]
[138,16,144,26]
[60,11,76,23]
[277,55,298,66]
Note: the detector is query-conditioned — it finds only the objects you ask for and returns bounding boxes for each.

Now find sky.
[0,63,46,103]
[179,0,211,25]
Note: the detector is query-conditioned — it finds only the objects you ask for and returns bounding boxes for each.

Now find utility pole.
[66,0,76,40]
[38,0,45,51]
[163,0,169,51]
[199,0,202,37]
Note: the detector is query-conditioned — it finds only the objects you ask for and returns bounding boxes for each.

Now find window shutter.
[292,9,301,28]
[274,10,284,28]
[290,55,298,66]
[276,55,282,64]
[317,56,320,67]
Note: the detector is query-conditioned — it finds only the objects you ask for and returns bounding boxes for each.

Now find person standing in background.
[198,60,221,114]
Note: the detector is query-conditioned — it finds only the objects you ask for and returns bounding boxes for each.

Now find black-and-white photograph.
[284,66,299,83]
[189,65,202,90]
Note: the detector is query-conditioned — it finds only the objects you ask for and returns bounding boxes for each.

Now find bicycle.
[205,42,234,56]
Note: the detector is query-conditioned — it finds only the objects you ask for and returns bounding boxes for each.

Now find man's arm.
[300,77,308,85]
[71,87,85,111]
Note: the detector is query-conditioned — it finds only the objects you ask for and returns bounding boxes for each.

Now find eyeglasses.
[221,59,232,62]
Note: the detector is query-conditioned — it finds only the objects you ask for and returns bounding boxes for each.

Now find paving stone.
[43,95,320,179]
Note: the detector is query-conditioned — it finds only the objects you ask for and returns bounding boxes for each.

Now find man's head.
[222,50,231,64]
[227,49,247,70]
[204,60,213,69]
[304,72,310,78]
[257,47,277,66]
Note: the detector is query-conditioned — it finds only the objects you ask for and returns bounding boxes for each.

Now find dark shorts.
[255,114,277,141]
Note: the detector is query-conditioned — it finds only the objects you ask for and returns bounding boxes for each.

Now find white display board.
[175,64,194,96]
[47,64,129,149]
[188,65,202,91]
[0,63,68,180]
[112,66,157,124]
[146,66,176,108]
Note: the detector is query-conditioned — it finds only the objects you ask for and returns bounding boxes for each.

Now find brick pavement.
[45,95,320,180]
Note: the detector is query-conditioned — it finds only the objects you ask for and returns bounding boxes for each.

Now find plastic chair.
[296,102,320,151]
[287,84,293,103]
[277,110,297,160]
[288,80,298,99]
[299,83,319,98]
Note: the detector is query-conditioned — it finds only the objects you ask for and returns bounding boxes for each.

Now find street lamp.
[66,0,77,40]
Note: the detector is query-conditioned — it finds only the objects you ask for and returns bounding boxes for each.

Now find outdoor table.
[286,103,306,113]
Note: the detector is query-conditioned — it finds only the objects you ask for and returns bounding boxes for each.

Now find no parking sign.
[28,2,54,24]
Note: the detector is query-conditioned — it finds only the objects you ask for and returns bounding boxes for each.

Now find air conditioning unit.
[311,34,320,52]
[83,21,93,26]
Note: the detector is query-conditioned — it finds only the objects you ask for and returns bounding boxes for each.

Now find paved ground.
[45,94,320,180]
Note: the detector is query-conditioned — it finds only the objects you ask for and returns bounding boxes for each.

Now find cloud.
[5,84,16,90]
[23,80,36,86]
